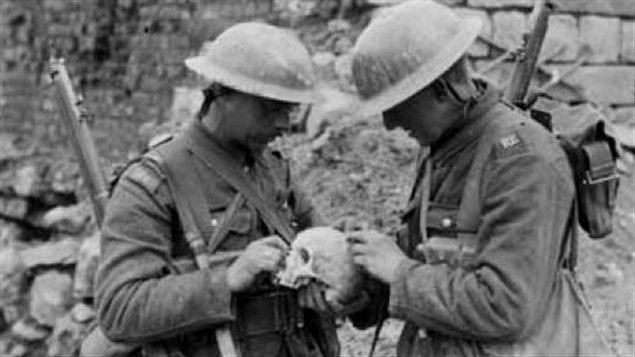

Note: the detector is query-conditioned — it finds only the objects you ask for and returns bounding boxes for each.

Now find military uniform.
[386,81,576,356]
[95,118,339,357]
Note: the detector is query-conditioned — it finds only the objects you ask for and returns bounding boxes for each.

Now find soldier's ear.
[429,80,448,101]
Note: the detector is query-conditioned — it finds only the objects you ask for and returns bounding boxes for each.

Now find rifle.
[504,0,551,107]
[49,58,109,227]
[50,58,138,357]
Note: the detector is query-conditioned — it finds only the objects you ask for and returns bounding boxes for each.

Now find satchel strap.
[562,199,579,271]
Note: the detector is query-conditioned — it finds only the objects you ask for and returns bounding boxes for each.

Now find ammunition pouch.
[557,120,620,239]
[236,289,303,338]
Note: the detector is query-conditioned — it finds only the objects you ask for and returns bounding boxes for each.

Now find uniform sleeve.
[95,161,234,343]
[388,148,574,341]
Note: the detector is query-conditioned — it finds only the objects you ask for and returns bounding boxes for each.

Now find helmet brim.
[184,56,322,104]
[354,16,482,117]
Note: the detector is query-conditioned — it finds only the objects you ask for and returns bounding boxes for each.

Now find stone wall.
[449,0,635,109]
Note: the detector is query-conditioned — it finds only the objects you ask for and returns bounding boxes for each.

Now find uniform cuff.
[203,265,235,323]
[388,258,421,319]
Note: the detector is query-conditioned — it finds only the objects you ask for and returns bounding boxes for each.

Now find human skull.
[277,227,363,304]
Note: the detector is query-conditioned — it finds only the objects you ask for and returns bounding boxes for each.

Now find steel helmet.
[351,0,482,116]
[185,22,320,104]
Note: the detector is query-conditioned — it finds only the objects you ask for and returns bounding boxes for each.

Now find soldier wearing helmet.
[347,1,578,356]
[95,22,339,357]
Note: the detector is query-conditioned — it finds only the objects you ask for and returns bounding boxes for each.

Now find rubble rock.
[73,231,101,300]
[20,238,80,269]
[327,18,351,33]
[622,21,635,63]
[50,162,81,194]
[8,343,27,357]
[71,303,95,323]
[11,318,50,342]
[543,15,580,62]
[38,202,90,234]
[169,86,203,129]
[13,165,40,197]
[455,8,492,58]
[1,309,7,332]
[0,222,22,247]
[468,0,533,7]
[0,196,28,220]
[370,0,463,6]
[306,87,357,138]
[612,107,635,149]
[580,15,620,64]
[313,52,337,81]
[594,262,625,287]
[0,245,26,325]
[334,53,354,89]
[552,0,635,17]
[546,65,635,106]
[30,271,73,327]
[0,132,22,164]
[0,340,29,357]
[0,338,10,356]
[492,11,527,50]
[47,314,89,357]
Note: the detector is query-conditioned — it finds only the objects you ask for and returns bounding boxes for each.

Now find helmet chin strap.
[437,77,482,120]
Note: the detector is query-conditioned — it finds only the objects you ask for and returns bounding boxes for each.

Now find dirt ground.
[279,115,635,357]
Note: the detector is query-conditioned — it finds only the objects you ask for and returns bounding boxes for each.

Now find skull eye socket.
[298,247,310,263]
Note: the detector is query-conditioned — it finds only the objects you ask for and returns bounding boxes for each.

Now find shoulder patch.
[494,132,528,158]
[500,134,521,149]
[124,164,163,193]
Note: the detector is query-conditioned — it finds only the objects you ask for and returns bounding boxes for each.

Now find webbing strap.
[186,139,295,244]
[208,192,246,254]
[582,142,618,184]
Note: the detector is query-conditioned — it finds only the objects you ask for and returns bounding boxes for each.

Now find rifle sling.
[185,139,295,244]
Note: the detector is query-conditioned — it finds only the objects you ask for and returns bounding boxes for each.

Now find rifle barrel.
[504,0,550,105]
[50,58,109,227]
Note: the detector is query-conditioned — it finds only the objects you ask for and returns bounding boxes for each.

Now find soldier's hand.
[348,230,408,284]
[226,236,288,293]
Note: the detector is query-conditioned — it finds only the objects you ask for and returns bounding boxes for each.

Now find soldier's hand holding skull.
[226,235,288,293]
[348,230,408,284]
[277,227,367,316]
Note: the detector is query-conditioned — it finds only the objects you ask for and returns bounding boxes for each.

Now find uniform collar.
[430,79,502,166]
[182,119,256,168]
